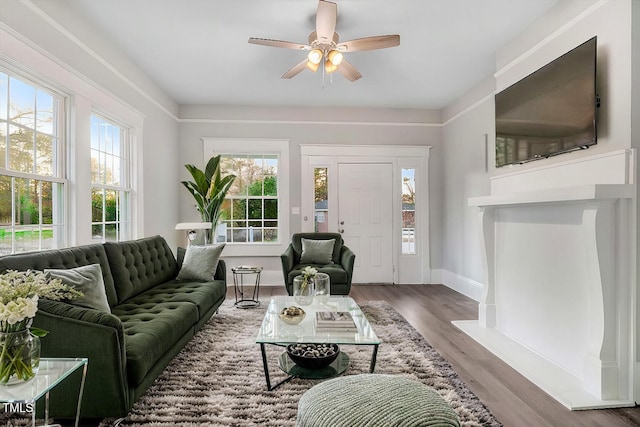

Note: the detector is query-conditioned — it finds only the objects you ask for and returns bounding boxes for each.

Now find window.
[402,168,416,254]
[202,138,289,256]
[314,167,328,232]
[90,114,131,242]
[0,72,65,255]
[220,154,278,243]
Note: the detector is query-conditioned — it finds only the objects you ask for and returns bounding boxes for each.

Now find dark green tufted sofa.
[0,235,226,421]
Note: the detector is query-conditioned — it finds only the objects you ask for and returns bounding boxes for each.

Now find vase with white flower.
[293,266,317,306]
[0,270,83,385]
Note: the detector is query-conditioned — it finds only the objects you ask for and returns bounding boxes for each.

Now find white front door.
[338,163,393,283]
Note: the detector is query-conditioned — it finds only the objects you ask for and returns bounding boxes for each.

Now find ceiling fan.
[248,0,400,82]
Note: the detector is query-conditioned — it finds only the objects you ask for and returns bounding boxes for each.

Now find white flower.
[0,270,82,333]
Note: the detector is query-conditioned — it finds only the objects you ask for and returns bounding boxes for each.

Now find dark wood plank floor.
[249,284,640,427]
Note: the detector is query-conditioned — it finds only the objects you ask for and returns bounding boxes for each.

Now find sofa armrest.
[281,244,295,278]
[340,245,356,288]
[34,299,130,418]
[215,259,227,283]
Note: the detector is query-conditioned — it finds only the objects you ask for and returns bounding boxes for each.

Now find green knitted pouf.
[296,374,460,427]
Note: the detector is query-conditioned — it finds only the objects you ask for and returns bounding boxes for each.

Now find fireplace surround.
[454,149,637,409]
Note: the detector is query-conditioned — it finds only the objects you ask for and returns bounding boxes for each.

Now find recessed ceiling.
[63,0,559,109]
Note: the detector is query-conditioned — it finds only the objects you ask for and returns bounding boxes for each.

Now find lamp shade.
[327,50,343,66]
[324,60,338,73]
[175,222,212,230]
[307,49,323,65]
[306,60,320,72]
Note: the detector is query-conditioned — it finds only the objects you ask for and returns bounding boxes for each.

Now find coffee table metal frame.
[0,357,88,427]
[256,296,380,391]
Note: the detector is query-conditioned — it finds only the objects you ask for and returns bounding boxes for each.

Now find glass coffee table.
[0,358,88,427]
[256,296,380,391]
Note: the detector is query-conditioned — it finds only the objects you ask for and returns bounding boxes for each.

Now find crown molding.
[16,0,179,121]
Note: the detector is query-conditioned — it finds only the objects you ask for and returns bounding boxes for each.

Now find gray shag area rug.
[98,300,501,427]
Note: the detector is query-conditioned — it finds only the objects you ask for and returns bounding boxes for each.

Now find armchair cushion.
[300,238,335,264]
[287,264,348,286]
[291,233,343,264]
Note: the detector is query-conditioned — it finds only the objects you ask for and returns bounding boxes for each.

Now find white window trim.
[1,28,144,246]
[300,144,431,284]
[202,138,290,257]
[90,113,132,242]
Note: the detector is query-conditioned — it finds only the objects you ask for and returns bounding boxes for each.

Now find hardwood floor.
[250,284,640,427]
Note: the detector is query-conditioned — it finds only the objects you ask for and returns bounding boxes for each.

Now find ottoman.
[296,374,461,427]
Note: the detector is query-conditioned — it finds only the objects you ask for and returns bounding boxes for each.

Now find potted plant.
[181,155,236,244]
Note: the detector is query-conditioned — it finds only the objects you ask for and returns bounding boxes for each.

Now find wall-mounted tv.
[495,36,598,168]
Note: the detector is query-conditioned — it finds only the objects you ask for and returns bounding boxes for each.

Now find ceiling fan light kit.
[248,0,400,83]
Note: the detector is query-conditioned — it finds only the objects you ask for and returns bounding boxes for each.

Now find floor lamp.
[175,222,212,246]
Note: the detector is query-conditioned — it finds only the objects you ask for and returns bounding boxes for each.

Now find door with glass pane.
[337,163,393,283]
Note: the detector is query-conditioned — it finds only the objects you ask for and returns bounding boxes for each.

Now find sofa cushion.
[176,244,225,281]
[288,263,348,286]
[104,236,179,303]
[0,243,118,307]
[122,279,226,319]
[45,264,111,312]
[300,238,335,264]
[112,301,198,386]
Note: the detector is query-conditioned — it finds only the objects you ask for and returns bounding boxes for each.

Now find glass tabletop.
[256,296,380,345]
[0,358,88,402]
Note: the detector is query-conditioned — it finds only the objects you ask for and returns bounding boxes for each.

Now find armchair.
[281,232,356,295]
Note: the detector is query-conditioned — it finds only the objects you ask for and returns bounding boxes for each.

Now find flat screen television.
[495,36,598,168]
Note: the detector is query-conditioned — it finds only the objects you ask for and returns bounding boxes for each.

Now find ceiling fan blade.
[248,37,311,50]
[281,60,308,79]
[316,1,337,43]
[337,59,362,82]
[338,35,400,52]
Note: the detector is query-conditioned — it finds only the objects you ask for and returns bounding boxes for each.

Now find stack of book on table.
[315,311,358,333]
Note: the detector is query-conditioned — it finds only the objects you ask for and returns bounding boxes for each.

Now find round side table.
[231,266,262,308]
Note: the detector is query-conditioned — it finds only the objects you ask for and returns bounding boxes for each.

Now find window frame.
[0,69,68,254]
[1,27,145,250]
[89,113,132,243]
[202,138,290,257]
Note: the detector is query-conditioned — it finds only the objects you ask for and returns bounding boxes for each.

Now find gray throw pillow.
[300,238,335,264]
[45,264,111,312]
[176,244,225,281]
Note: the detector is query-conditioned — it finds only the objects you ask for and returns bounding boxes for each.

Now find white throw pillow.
[45,264,111,312]
[176,244,225,281]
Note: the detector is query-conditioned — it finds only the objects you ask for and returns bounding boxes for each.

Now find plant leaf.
[30,327,49,337]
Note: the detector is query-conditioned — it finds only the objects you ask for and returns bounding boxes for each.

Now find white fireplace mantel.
[454,182,635,410]
[468,184,634,208]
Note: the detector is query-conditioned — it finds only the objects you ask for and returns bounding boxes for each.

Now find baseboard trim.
[434,269,482,302]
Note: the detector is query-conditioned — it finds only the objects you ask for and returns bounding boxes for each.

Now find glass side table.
[0,358,88,427]
[231,266,262,308]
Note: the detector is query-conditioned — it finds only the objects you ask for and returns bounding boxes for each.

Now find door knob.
[339,229,344,234]
[340,221,344,225]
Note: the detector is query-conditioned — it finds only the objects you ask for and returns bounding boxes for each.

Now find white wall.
[631,0,640,392]
[440,0,635,299]
[0,0,181,246]
[442,0,639,404]
[178,105,443,283]
[439,79,494,299]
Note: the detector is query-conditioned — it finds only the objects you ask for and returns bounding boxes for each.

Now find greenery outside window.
[314,167,328,232]
[0,71,65,255]
[219,154,278,243]
[90,114,131,242]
